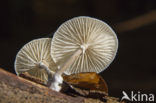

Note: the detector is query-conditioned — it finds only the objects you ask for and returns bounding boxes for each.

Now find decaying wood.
[0,68,125,103]
[0,68,84,103]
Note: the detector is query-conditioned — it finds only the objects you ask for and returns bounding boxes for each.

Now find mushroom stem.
[38,62,53,75]
[49,44,88,91]
[38,61,56,86]
[56,49,82,75]
[56,44,88,75]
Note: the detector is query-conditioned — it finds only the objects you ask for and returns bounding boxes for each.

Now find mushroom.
[15,38,58,84]
[50,16,118,91]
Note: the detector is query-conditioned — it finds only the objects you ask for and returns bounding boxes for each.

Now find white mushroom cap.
[15,38,58,83]
[51,16,118,75]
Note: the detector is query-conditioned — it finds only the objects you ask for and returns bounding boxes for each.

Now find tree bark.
[0,68,124,103]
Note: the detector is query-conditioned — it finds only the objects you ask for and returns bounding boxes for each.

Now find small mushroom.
[15,38,58,83]
[50,16,118,91]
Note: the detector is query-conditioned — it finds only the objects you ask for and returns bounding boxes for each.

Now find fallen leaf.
[63,72,108,94]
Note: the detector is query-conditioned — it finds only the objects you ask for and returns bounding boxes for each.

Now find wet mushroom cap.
[15,38,58,83]
[51,16,118,75]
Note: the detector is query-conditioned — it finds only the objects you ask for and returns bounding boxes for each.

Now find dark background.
[0,0,156,99]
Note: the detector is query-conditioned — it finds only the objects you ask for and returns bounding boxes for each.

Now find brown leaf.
[63,72,108,94]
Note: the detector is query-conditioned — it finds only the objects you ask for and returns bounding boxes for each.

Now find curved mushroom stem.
[37,61,55,83]
[49,44,88,92]
[38,62,52,75]
[37,61,63,91]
